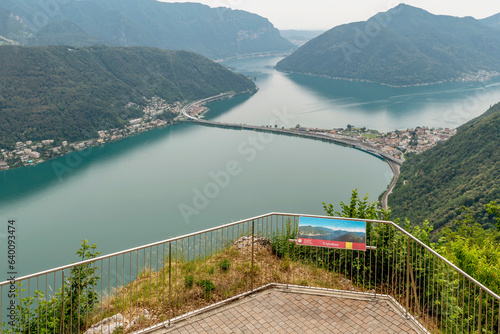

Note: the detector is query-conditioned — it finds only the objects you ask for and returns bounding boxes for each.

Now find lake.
[2,56,500,277]
[208,57,500,131]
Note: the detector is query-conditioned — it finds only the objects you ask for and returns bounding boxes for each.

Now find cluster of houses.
[0,139,70,170]
[458,70,500,83]
[366,127,457,156]
[0,97,182,170]
[296,125,456,161]
[143,97,181,116]
[337,126,457,159]
[99,117,171,143]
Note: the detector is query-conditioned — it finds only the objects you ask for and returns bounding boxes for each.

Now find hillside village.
[0,97,182,170]
[296,126,457,161]
[0,111,457,170]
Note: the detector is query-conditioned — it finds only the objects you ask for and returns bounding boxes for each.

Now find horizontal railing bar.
[0,212,275,285]
[269,212,394,225]
[2,211,499,302]
[288,239,377,250]
[273,211,500,300]
[1,212,364,285]
[386,217,500,300]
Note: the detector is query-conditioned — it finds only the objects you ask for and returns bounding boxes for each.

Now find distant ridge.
[276,4,500,86]
[481,13,500,29]
[0,0,294,59]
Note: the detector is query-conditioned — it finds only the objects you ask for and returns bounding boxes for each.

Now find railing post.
[61,270,65,334]
[168,243,172,327]
[478,288,483,334]
[251,220,255,293]
[406,235,410,318]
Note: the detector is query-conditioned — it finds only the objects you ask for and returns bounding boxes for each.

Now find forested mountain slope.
[276,4,500,86]
[0,45,256,149]
[389,103,500,230]
[0,0,294,59]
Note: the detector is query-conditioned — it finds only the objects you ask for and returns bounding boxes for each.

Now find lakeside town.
[0,96,183,170]
[0,95,456,171]
[298,125,457,161]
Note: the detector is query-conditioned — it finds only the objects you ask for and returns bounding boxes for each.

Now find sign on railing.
[296,217,366,251]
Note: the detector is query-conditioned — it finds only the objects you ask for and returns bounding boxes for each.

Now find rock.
[125,309,150,331]
[234,236,271,249]
[84,314,127,334]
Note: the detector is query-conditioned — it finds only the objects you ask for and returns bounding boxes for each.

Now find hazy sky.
[159,0,500,30]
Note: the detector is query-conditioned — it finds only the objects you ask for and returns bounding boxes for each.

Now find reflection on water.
[207,57,500,131]
[0,123,391,276]
[2,56,499,276]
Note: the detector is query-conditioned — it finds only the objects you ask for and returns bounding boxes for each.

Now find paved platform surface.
[151,288,420,334]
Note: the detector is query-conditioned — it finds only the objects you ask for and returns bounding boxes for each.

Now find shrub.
[184,275,194,289]
[7,240,100,334]
[218,258,231,272]
[196,279,215,301]
[197,279,215,294]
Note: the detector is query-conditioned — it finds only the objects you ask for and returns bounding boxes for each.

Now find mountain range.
[0,0,294,59]
[388,102,500,231]
[481,13,500,29]
[0,45,256,150]
[276,4,500,86]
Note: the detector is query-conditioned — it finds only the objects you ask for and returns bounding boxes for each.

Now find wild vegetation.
[389,102,500,232]
[0,45,256,150]
[5,191,500,333]
[7,240,100,334]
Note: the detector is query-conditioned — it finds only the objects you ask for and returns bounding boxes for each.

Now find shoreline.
[0,119,181,173]
[0,91,253,172]
[275,69,500,88]
[2,90,455,179]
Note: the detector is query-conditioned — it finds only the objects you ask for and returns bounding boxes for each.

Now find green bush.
[218,258,231,272]
[184,275,194,289]
[6,240,100,334]
[197,279,215,292]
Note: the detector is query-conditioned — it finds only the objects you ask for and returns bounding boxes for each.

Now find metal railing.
[1,213,499,333]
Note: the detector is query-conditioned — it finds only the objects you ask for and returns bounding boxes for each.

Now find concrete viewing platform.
[149,287,425,334]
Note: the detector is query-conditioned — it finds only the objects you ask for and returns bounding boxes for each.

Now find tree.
[8,240,101,334]
[485,201,500,231]
[322,188,390,221]
[438,205,500,294]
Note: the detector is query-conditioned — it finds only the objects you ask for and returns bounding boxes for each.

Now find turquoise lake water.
[2,56,500,277]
